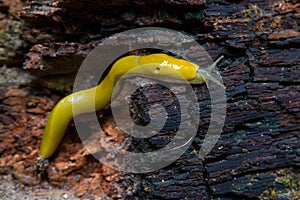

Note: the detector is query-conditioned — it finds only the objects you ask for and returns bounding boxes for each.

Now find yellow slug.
[38,53,224,160]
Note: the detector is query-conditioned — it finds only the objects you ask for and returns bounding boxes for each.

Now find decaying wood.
[0,0,27,65]
[0,0,300,199]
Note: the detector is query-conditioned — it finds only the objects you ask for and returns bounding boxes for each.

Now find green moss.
[0,21,27,65]
[259,168,300,199]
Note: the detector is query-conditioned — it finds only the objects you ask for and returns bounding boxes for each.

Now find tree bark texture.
[0,0,300,199]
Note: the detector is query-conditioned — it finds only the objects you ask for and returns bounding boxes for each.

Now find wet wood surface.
[1,0,300,199]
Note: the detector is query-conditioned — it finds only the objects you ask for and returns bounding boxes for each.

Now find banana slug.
[37,53,224,165]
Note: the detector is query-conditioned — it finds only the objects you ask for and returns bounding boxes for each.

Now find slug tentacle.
[38,53,225,162]
[207,55,224,72]
[191,55,225,89]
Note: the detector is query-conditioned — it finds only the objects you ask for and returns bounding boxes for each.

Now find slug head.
[189,56,225,89]
[137,54,199,82]
[119,53,225,88]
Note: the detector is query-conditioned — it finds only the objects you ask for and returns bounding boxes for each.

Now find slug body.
[39,53,224,159]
